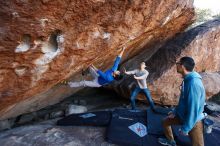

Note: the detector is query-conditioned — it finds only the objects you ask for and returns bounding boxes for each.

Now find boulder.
[0,0,195,119]
[65,105,87,116]
[17,113,36,125]
[112,19,220,105]
[201,72,220,98]
[0,119,15,131]
[50,111,65,119]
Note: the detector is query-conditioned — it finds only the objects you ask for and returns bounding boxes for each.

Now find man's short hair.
[114,74,123,81]
[180,56,195,72]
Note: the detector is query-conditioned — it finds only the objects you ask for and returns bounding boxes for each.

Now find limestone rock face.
[113,19,220,105]
[0,0,194,120]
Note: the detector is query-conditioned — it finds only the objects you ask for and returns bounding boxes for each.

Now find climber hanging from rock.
[62,46,126,88]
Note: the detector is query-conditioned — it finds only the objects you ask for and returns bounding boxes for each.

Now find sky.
[194,0,220,15]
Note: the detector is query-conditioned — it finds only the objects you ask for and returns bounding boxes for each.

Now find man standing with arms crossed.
[158,56,206,146]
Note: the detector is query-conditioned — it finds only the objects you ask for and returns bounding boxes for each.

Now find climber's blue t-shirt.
[97,56,121,85]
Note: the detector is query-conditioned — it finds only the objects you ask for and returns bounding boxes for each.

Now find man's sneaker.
[158,138,176,146]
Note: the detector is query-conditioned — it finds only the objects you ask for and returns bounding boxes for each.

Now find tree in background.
[213,13,220,19]
[191,8,220,27]
[196,8,212,23]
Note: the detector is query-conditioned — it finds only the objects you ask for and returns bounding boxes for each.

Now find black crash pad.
[154,106,174,115]
[173,125,220,146]
[57,111,111,126]
[147,107,172,135]
[107,108,161,146]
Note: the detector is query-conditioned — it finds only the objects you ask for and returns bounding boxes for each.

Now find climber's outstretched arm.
[118,46,126,58]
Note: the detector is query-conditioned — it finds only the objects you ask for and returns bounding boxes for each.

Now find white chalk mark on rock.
[12,12,19,18]
[15,34,31,53]
[40,18,49,27]
[35,49,61,65]
[93,31,100,38]
[162,16,170,26]
[76,42,80,48]
[14,66,27,76]
[103,32,111,40]
[15,42,30,53]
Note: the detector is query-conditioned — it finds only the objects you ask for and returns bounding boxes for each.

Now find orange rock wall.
[0,0,194,120]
